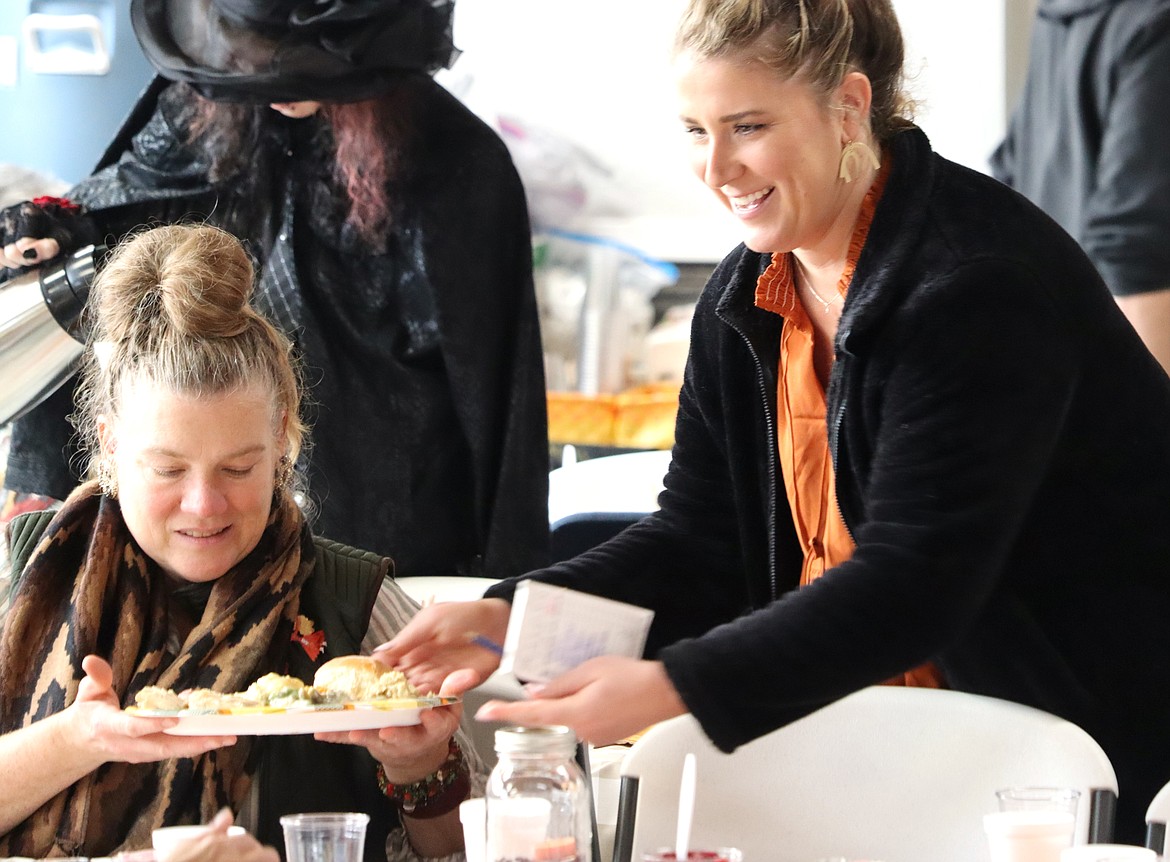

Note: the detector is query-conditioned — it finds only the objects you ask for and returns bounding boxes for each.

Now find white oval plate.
[127,697,459,736]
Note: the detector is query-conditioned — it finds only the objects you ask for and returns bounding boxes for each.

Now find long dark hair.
[184,84,416,242]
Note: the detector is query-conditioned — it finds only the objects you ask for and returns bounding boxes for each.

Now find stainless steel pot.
[0,244,102,426]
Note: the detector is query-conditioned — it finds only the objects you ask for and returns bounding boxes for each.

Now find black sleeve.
[5,383,79,499]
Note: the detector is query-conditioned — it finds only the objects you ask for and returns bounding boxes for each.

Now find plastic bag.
[534,229,678,395]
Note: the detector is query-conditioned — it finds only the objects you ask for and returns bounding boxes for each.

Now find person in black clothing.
[0,0,550,579]
[991,0,1170,374]
[378,0,1170,843]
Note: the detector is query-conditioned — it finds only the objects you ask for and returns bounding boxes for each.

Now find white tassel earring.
[838,139,881,183]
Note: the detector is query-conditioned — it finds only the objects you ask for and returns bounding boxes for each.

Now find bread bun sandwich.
[312,655,421,702]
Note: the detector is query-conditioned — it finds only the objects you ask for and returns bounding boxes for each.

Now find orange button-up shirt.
[754,158,943,689]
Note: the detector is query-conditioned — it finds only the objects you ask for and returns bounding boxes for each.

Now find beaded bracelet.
[376,737,469,819]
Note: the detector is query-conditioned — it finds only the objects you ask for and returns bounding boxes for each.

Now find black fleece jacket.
[489,127,1170,841]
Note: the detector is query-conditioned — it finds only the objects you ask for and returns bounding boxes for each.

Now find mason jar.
[485,725,591,862]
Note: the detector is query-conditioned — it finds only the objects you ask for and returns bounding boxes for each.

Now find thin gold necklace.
[792,254,840,313]
[804,280,840,312]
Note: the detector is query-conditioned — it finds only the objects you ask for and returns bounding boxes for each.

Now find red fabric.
[31,196,80,214]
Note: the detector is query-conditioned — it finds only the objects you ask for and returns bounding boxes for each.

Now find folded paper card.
[499,581,654,683]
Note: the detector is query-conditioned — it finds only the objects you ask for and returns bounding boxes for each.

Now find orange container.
[612,383,680,450]
[546,391,616,446]
[546,383,680,449]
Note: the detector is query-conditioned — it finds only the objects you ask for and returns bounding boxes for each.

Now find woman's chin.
[742,233,783,254]
[162,555,237,585]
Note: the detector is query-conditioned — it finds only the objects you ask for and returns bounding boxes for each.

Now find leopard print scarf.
[0,481,312,858]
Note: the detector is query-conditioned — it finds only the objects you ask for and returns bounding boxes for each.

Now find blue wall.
[0,0,154,185]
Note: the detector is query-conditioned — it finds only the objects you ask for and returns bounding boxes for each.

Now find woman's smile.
[726,186,775,215]
[676,51,858,256]
[175,525,231,540]
[100,379,282,584]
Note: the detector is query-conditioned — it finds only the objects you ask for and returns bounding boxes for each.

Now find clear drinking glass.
[996,787,1081,818]
[280,812,369,862]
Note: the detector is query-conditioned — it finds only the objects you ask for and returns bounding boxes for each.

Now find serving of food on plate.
[126,656,459,736]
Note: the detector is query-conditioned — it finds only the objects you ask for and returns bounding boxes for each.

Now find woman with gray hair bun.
[0,0,549,585]
[379,0,1170,844]
[0,224,483,862]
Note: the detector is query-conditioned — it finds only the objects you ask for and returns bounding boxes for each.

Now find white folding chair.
[1143,779,1170,855]
[547,449,671,526]
[546,449,671,562]
[611,686,1118,862]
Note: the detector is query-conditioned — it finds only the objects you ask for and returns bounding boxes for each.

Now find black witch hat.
[131,0,460,103]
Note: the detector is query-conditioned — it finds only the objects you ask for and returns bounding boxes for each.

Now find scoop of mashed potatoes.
[133,685,184,711]
[245,673,318,707]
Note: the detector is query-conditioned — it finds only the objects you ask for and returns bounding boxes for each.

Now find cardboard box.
[499,581,654,684]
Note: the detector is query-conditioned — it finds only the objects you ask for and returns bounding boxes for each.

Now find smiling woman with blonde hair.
[380,0,1170,844]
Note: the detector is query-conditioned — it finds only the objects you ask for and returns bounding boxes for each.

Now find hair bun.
[92,223,257,344]
[73,222,308,494]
